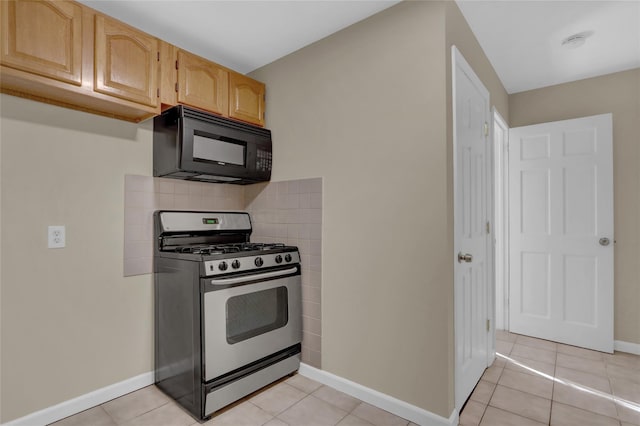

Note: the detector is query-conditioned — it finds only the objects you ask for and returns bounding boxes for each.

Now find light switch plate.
[48,225,65,248]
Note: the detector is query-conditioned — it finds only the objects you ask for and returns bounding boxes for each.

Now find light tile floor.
[50,374,416,426]
[47,332,640,426]
[459,330,640,426]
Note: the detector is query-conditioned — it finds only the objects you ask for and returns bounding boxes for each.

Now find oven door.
[202,266,301,382]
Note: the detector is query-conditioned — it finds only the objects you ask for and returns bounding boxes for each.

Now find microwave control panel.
[256,148,272,172]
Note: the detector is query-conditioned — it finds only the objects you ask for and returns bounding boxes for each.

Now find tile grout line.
[490,345,556,425]
[478,346,510,424]
[475,366,499,426]
[605,360,624,424]
[548,349,558,426]
[97,405,118,426]
[105,399,173,426]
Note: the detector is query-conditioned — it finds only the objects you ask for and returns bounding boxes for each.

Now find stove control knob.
[231,260,241,269]
[255,257,264,267]
[275,255,283,264]
[285,254,292,263]
[218,261,228,271]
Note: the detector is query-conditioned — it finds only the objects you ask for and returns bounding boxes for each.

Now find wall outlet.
[48,225,65,248]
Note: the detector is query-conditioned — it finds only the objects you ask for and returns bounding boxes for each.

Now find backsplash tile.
[123,175,245,276]
[123,175,323,369]
[243,177,324,368]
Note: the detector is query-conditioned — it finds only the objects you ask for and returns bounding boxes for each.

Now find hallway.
[459,331,640,425]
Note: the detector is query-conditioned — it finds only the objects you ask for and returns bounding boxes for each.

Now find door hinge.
[175,82,179,93]
[486,319,490,332]
[483,122,489,137]
[175,60,179,70]
[486,221,491,234]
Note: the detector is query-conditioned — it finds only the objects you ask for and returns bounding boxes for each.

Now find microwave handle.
[209,267,298,286]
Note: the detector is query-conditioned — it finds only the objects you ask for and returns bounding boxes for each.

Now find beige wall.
[251,1,507,417]
[445,2,509,123]
[0,94,155,422]
[509,69,640,345]
[0,89,327,422]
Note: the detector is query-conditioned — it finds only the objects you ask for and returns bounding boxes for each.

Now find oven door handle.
[209,267,298,286]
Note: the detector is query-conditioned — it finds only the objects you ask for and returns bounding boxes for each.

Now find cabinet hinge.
[157,51,160,61]
[157,88,160,98]
[483,122,489,137]
[175,83,179,93]
[486,221,490,234]
[175,60,179,70]
[486,319,490,332]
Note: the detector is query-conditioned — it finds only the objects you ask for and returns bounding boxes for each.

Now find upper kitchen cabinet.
[159,40,177,107]
[0,0,265,125]
[160,47,266,127]
[94,15,159,107]
[229,72,265,127]
[0,0,159,122]
[0,0,83,85]
[177,50,228,116]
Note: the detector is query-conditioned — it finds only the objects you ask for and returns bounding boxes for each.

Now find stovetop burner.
[155,211,299,275]
[170,242,287,256]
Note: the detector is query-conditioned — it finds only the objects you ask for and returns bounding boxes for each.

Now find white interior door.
[508,113,614,352]
[453,46,492,410]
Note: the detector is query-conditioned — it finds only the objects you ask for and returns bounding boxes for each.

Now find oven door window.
[226,287,288,344]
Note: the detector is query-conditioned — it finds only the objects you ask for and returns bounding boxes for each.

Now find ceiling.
[79,0,640,94]
[455,0,640,93]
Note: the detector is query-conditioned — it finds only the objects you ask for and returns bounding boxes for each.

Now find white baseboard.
[299,363,458,426]
[4,372,154,426]
[5,365,465,426]
[615,340,640,355]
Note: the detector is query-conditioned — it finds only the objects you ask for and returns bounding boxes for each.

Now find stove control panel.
[204,251,300,276]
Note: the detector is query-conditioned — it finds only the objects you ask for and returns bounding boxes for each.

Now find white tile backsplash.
[123,176,246,276]
[244,177,323,368]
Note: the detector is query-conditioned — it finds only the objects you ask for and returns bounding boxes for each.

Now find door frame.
[492,108,509,331]
[452,45,495,411]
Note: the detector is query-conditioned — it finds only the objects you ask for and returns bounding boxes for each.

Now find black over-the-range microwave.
[153,105,272,184]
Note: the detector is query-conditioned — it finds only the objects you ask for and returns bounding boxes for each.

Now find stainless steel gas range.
[153,210,302,420]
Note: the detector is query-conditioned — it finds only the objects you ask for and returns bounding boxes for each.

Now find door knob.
[458,252,473,263]
[599,238,610,246]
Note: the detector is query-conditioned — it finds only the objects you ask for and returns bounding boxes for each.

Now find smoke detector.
[561,31,593,49]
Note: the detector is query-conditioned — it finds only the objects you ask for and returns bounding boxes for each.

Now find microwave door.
[192,134,245,166]
[181,120,248,178]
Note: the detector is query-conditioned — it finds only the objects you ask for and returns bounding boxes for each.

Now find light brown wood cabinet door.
[158,40,177,106]
[0,0,83,85]
[229,72,265,127]
[177,50,228,115]
[94,15,158,107]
